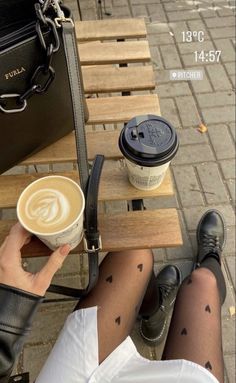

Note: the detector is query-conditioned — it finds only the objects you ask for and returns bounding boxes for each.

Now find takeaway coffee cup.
[119,115,179,190]
[17,176,85,250]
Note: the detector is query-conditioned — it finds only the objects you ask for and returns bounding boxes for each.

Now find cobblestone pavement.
[6,0,235,381]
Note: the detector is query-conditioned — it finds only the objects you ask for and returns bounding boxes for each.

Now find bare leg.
[162,268,224,383]
[76,249,154,363]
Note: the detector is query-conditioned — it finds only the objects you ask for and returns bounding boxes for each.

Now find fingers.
[0,223,31,262]
[7,223,31,250]
[35,244,71,291]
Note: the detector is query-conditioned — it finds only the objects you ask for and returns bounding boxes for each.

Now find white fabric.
[36,306,219,383]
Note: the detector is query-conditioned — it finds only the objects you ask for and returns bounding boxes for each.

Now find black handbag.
[0,1,104,296]
[0,0,88,176]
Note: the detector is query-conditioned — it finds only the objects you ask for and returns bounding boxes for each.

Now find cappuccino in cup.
[119,115,179,190]
[17,176,85,250]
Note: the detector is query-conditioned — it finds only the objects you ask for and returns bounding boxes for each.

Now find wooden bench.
[0,18,183,257]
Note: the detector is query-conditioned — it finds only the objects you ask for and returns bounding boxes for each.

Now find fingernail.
[60,244,71,256]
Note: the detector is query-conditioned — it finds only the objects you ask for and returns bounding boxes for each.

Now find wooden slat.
[0,166,173,209]
[78,41,151,65]
[87,95,160,124]
[82,66,155,93]
[0,209,182,257]
[21,93,160,164]
[22,131,121,165]
[75,19,147,42]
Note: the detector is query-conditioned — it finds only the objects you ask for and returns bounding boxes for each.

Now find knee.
[189,267,217,288]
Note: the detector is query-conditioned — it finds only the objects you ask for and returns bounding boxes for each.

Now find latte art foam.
[26,189,70,228]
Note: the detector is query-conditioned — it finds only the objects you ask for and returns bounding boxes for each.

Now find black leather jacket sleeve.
[0,284,44,383]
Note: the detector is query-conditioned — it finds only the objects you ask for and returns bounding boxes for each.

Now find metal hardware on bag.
[55,17,74,28]
[31,66,55,93]
[83,236,102,253]
[0,94,27,114]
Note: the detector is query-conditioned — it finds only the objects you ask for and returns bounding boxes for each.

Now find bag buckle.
[0,94,27,114]
[83,235,102,253]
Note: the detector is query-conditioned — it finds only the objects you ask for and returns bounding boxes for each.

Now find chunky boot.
[140,265,181,346]
[195,209,226,304]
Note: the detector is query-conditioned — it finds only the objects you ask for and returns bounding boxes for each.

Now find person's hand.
[0,223,71,296]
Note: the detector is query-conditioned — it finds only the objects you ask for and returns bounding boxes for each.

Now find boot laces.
[159,283,175,300]
[202,233,221,253]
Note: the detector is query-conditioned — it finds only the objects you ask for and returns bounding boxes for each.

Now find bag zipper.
[0,22,36,51]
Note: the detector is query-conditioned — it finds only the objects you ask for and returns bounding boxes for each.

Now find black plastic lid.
[119,115,179,167]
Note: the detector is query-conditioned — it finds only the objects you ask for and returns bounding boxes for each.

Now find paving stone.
[163,1,194,12]
[221,262,236,318]
[130,0,160,4]
[225,256,236,290]
[217,6,235,16]
[224,355,236,383]
[173,165,204,206]
[111,5,132,17]
[224,225,236,255]
[205,16,235,27]
[148,33,174,45]
[186,19,210,40]
[23,344,52,383]
[226,179,235,203]
[150,46,164,69]
[182,52,212,67]
[196,162,229,204]
[184,204,235,231]
[214,39,236,62]
[175,96,200,127]
[224,62,236,76]
[206,64,232,91]
[24,253,83,275]
[197,6,217,18]
[210,27,236,39]
[167,10,201,21]
[220,159,236,179]
[208,125,235,160]
[52,163,74,171]
[147,4,167,21]
[158,98,181,128]
[190,67,213,93]
[143,194,178,209]
[202,105,235,124]
[177,127,208,145]
[178,40,215,55]
[1,208,17,220]
[3,165,27,175]
[154,68,171,84]
[159,45,182,69]
[156,82,191,97]
[196,91,235,108]
[222,318,236,354]
[228,123,235,141]
[166,211,194,260]
[153,247,167,263]
[172,144,215,165]
[169,21,188,43]
[147,21,170,34]
[132,4,148,17]
[29,302,74,343]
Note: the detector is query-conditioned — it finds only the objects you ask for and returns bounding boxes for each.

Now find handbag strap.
[48,154,104,298]
[61,20,89,192]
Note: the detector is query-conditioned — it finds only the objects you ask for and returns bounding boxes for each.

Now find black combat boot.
[195,209,226,304]
[140,265,181,346]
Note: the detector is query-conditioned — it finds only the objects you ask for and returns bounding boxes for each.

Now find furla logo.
[5,67,26,80]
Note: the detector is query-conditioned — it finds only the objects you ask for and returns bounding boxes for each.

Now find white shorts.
[36,306,219,383]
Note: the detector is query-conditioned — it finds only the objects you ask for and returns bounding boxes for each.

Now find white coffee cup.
[17,176,85,250]
[119,115,179,191]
